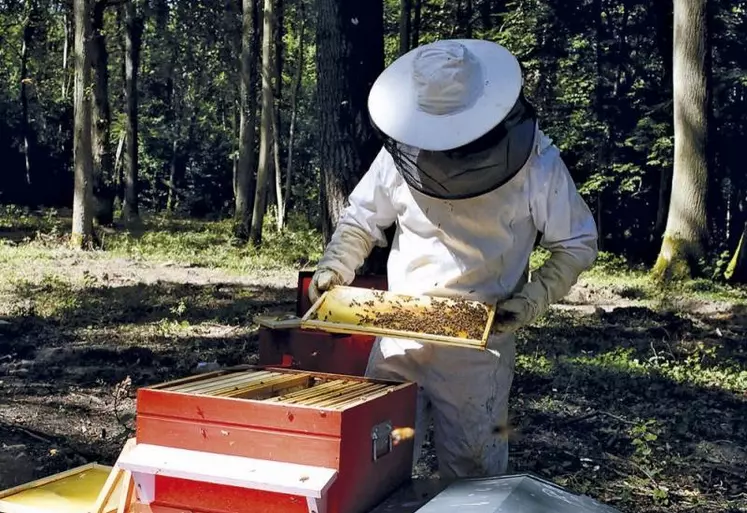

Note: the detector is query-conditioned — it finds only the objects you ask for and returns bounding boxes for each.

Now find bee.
[391,427,416,446]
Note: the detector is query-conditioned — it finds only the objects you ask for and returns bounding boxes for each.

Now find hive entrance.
[159,370,394,409]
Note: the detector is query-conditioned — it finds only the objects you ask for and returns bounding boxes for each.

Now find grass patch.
[0,206,323,273]
[579,252,747,306]
[1,207,745,513]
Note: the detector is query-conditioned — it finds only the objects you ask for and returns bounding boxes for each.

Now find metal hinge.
[371,420,393,461]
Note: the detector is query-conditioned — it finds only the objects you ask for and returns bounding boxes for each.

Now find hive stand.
[116,443,337,513]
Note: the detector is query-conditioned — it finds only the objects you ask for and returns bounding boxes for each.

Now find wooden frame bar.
[301,286,495,350]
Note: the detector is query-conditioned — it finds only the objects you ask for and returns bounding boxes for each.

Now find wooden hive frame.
[300,286,496,350]
[153,368,400,411]
[0,440,137,513]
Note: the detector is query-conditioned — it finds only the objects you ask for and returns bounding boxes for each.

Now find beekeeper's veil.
[368,39,537,200]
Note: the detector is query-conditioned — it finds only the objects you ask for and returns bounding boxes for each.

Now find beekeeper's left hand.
[491,297,533,334]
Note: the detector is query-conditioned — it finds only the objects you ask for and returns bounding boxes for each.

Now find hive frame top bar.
[139,366,413,411]
[145,365,409,390]
[300,286,495,350]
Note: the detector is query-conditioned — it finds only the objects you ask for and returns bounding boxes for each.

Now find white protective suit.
[311,128,598,479]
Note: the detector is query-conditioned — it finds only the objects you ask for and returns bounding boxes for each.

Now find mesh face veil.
[374,93,538,200]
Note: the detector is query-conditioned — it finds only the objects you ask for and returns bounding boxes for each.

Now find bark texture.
[399,0,411,55]
[411,0,421,48]
[71,0,94,249]
[122,0,143,224]
[653,0,711,281]
[21,1,35,188]
[234,0,259,240]
[249,0,276,245]
[316,0,384,244]
[91,0,114,225]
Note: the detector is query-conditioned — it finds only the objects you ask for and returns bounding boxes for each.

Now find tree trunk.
[167,138,180,212]
[464,0,473,38]
[234,0,259,240]
[71,0,94,249]
[535,8,560,118]
[273,114,284,230]
[62,11,71,100]
[728,182,744,250]
[113,129,124,196]
[316,0,387,272]
[273,0,285,231]
[20,1,34,188]
[162,0,182,214]
[122,0,143,224]
[593,0,606,252]
[653,0,711,281]
[282,0,305,227]
[411,0,421,48]
[91,0,114,225]
[478,0,492,32]
[725,222,747,283]
[249,0,276,245]
[399,0,411,56]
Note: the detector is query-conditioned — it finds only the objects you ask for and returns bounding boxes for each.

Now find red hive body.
[123,273,418,513]
[132,369,417,513]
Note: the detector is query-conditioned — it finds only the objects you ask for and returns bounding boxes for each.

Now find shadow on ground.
[1,291,745,513]
[503,305,747,513]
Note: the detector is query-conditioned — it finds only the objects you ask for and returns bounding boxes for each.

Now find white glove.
[492,251,593,333]
[308,268,344,304]
[491,297,532,334]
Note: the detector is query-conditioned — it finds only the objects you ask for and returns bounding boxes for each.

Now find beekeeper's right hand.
[308,268,344,304]
[307,222,377,304]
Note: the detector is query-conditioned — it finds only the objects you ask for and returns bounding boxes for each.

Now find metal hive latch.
[371,420,393,461]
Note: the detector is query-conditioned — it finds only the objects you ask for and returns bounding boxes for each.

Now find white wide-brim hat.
[368,39,523,152]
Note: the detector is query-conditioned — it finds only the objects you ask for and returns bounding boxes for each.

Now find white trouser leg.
[365,337,434,468]
[426,333,516,480]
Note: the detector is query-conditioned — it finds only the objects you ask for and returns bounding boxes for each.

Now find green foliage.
[1,0,747,273]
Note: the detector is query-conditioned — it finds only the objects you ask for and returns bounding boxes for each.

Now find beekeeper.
[308,39,598,480]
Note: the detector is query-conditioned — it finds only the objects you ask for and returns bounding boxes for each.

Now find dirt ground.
[0,251,745,513]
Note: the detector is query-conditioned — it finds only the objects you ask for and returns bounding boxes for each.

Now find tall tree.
[653,0,711,281]
[91,0,114,225]
[464,0,473,38]
[273,0,285,231]
[71,0,94,248]
[316,0,385,243]
[281,0,306,229]
[234,0,259,240]
[20,0,36,189]
[249,0,276,245]
[122,0,143,224]
[399,0,411,55]
[411,0,421,48]
[61,9,72,101]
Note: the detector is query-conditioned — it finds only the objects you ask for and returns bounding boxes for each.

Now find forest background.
[0,1,745,513]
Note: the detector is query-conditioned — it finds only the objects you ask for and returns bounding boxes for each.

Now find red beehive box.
[258,272,387,377]
[120,366,417,513]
